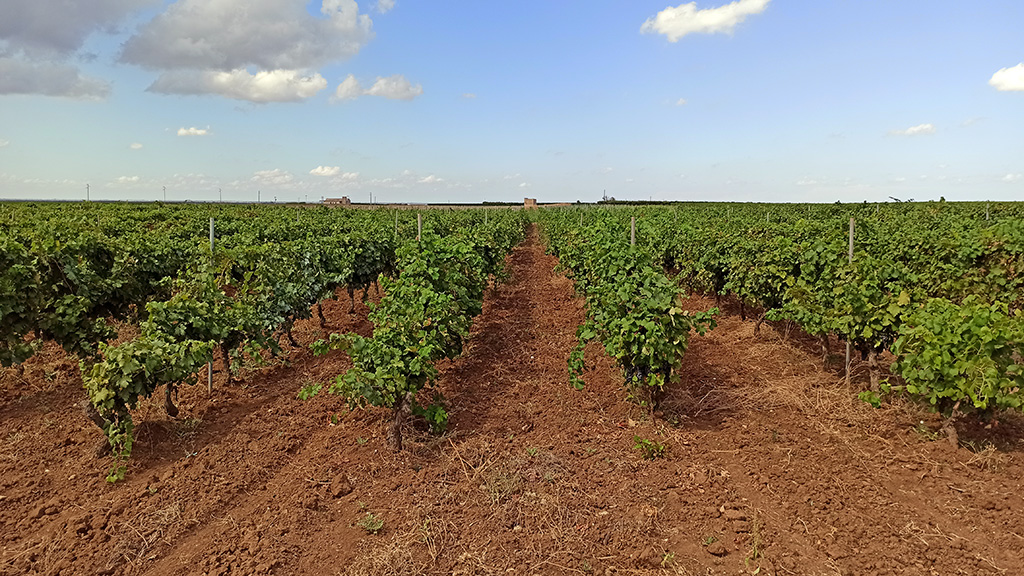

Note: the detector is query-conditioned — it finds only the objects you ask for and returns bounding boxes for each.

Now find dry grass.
[337,534,419,576]
[111,500,196,569]
[675,307,935,439]
[963,442,1006,471]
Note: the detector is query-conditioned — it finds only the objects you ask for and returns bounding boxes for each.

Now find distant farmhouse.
[321,196,566,209]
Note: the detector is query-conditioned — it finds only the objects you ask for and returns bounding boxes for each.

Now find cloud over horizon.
[251,168,294,186]
[177,126,210,136]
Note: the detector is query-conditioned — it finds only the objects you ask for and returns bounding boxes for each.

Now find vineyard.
[1,201,1023,576]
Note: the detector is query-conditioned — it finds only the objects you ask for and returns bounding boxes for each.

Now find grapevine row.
[537,211,716,407]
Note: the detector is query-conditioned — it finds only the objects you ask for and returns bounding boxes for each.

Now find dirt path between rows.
[2,225,1023,576]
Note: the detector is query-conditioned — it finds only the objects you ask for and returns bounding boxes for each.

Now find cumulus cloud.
[331,74,422,102]
[118,0,372,102]
[0,57,110,99]
[148,69,328,102]
[365,75,423,100]
[251,168,294,186]
[129,142,143,150]
[310,166,341,176]
[890,123,935,136]
[418,174,443,184]
[1003,173,1022,183]
[377,0,395,13]
[332,74,363,101]
[1,0,155,57]
[122,0,372,71]
[0,139,8,148]
[675,98,688,106]
[641,0,770,42]
[989,63,1024,92]
[0,0,153,99]
[463,93,477,99]
[177,126,210,136]
[115,176,141,183]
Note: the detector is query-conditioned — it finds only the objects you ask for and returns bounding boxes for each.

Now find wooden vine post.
[208,217,215,393]
[845,217,854,387]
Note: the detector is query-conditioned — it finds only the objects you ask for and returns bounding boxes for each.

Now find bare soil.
[1,226,1022,576]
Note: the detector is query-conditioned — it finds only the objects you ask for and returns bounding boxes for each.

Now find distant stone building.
[524,198,537,209]
[324,197,351,206]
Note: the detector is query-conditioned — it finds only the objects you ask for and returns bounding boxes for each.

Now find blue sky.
[1,0,1022,203]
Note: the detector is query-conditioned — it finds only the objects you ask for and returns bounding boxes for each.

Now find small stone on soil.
[706,541,728,556]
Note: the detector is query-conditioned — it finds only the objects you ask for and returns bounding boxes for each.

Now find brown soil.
[2,226,1022,576]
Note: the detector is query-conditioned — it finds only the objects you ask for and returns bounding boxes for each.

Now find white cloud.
[377,0,395,13]
[310,166,341,176]
[129,142,143,150]
[518,182,529,188]
[332,74,363,101]
[115,176,141,183]
[989,63,1024,92]
[641,0,770,42]
[463,93,477,99]
[1003,173,1022,183]
[0,0,154,99]
[120,0,372,101]
[675,98,687,106]
[331,73,422,102]
[122,0,373,71]
[357,169,459,191]
[890,123,935,136]
[796,177,821,186]
[177,126,210,136]
[365,75,423,100]
[149,68,327,102]
[0,57,110,99]
[1,0,155,57]
[0,139,8,148]
[251,168,294,186]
